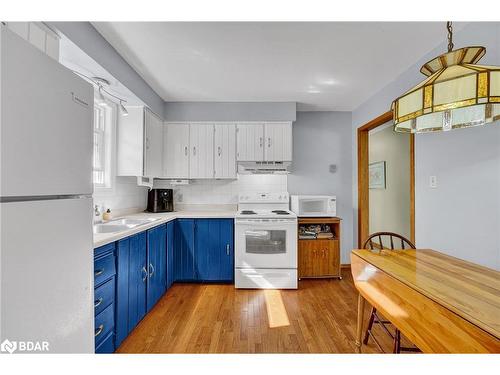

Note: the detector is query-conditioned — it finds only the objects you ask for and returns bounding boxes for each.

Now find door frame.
[357,111,415,248]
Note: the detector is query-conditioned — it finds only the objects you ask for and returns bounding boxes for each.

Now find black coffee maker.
[147,189,174,213]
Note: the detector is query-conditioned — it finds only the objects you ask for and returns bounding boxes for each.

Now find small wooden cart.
[297,217,342,280]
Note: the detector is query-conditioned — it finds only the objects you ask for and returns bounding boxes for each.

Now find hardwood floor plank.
[116,270,393,353]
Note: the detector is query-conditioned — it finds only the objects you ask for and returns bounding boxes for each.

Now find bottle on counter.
[103,209,112,221]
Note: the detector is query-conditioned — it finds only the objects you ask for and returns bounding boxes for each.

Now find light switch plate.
[429,175,437,188]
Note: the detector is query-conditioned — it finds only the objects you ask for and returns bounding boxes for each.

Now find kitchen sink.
[107,218,159,226]
[93,217,161,234]
[93,224,131,234]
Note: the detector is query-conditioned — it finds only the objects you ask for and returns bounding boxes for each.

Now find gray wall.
[288,111,353,264]
[164,101,296,122]
[352,22,500,269]
[415,124,500,269]
[49,22,165,117]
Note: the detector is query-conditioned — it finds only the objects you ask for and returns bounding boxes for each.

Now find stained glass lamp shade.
[392,46,500,133]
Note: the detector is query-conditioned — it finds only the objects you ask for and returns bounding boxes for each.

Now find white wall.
[154,175,287,206]
[352,22,500,269]
[369,124,410,239]
[287,111,353,264]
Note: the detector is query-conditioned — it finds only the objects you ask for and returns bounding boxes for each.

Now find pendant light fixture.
[392,22,500,133]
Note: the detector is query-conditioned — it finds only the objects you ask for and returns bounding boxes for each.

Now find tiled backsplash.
[154,175,288,204]
[93,176,149,214]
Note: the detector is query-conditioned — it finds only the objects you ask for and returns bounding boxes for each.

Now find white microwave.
[290,195,337,217]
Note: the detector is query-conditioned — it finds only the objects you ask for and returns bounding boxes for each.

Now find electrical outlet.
[429,175,437,188]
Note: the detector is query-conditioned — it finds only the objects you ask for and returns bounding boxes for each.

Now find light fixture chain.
[447,21,454,52]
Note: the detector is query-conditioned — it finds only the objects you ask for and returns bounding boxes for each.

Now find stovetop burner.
[240,210,257,215]
[272,210,290,215]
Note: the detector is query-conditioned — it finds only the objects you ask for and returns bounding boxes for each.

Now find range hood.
[237,161,291,174]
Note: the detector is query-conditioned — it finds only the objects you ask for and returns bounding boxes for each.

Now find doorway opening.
[357,111,415,247]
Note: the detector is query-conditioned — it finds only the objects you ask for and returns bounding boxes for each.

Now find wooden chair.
[362,232,420,353]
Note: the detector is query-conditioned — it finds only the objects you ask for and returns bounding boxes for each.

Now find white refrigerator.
[0,26,94,352]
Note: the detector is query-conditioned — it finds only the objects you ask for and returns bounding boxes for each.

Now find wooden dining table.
[351,249,500,353]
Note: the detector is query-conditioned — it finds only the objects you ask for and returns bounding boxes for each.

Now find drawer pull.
[95,269,104,277]
[141,266,148,282]
[226,244,230,255]
[94,297,103,308]
[95,324,104,337]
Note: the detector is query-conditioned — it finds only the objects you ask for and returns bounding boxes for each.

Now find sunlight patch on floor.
[264,290,290,328]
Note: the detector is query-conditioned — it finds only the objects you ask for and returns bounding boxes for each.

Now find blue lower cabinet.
[166,221,175,289]
[94,243,116,354]
[147,224,167,312]
[194,219,234,282]
[173,218,234,283]
[95,332,115,354]
[95,303,114,347]
[218,219,234,282]
[115,232,147,348]
[94,278,115,316]
[174,219,196,281]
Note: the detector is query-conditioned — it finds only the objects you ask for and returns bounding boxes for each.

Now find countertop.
[94,210,236,248]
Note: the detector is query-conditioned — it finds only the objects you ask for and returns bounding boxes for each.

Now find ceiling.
[92,22,466,111]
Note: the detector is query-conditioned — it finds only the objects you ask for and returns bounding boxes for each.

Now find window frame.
[92,96,117,193]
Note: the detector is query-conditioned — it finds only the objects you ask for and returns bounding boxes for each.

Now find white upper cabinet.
[143,109,163,177]
[117,106,163,178]
[163,123,190,179]
[236,123,265,161]
[264,122,293,162]
[161,121,291,179]
[214,123,237,179]
[236,122,292,162]
[189,124,215,179]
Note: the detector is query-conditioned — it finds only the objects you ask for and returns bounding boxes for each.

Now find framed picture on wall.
[369,161,386,189]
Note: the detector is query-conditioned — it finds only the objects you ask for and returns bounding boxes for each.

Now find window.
[93,99,115,190]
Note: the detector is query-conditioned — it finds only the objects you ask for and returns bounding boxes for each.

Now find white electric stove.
[235,192,298,289]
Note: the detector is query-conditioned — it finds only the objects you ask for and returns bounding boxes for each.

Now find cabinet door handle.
[146,138,150,150]
[95,269,104,277]
[149,263,155,277]
[184,146,188,156]
[141,266,148,282]
[268,137,271,147]
[95,324,104,337]
[94,297,103,308]
[193,146,196,156]
[259,137,263,148]
[218,146,222,156]
[226,244,230,255]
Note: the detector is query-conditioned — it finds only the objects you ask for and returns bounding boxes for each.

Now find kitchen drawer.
[94,242,115,258]
[94,278,115,316]
[95,303,114,347]
[94,252,116,287]
[95,332,114,354]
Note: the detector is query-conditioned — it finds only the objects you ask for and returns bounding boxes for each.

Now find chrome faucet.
[94,205,101,217]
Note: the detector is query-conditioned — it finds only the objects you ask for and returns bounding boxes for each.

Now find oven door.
[235,219,297,269]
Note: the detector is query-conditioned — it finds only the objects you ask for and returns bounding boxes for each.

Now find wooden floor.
[117,269,398,353]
